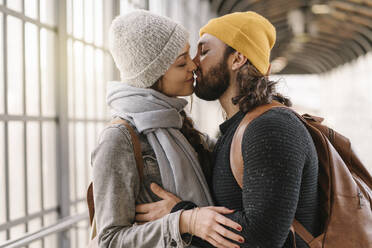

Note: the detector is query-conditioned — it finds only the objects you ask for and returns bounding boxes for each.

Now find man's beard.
[194,57,230,101]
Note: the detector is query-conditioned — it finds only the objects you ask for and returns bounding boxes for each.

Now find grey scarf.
[107,82,213,207]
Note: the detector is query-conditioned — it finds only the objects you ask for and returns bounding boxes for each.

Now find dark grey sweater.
[211,108,320,248]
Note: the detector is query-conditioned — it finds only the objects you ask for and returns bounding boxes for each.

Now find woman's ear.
[231,52,247,71]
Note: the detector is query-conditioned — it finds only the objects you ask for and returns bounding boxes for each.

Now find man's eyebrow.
[198,41,206,47]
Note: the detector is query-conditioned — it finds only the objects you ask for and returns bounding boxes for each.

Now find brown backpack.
[230,101,372,248]
[86,118,144,248]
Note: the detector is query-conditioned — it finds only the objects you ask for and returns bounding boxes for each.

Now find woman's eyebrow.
[176,52,188,59]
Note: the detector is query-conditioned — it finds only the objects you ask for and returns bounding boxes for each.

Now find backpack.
[86,118,144,248]
[230,101,372,248]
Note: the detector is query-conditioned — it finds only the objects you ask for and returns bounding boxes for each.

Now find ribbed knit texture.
[109,10,189,88]
[212,108,320,248]
[199,11,276,75]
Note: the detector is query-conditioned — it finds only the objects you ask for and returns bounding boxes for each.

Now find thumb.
[150,183,169,199]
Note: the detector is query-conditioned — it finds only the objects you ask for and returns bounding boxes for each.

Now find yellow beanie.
[199,11,276,75]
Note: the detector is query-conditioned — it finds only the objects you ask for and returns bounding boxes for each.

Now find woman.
[92,10,244,248]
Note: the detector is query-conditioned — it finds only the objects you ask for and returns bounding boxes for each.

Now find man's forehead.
[197,33,224,47]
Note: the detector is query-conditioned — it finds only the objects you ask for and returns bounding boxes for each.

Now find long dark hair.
[224,46,292,112]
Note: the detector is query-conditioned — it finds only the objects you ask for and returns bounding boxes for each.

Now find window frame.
[0,0,120,247]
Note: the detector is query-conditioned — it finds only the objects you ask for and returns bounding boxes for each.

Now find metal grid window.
[0,0,118,247]
[66,0,117,247]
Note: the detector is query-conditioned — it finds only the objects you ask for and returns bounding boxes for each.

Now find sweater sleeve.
[224,110,309,248]
[92,125,185,248]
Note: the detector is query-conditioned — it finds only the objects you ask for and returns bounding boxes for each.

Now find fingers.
[205,236,223,248]
[135,213,153,222]
[210,232,240,248]
[215,213,242,232]
[208,206,235,215]
[150,183,170,199]
[215,225,244,244]
[135,203,151,214]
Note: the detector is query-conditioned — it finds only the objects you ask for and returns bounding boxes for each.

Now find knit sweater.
[211,108,320,248]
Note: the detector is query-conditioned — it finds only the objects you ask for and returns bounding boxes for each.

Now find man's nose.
[192,55,200,66]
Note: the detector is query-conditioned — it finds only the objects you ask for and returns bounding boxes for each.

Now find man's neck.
[219,81,239,119]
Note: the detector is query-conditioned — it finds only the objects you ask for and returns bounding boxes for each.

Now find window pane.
[69,123,76,202]
[0,231,6,244]
[0,122,5,225]
[87,123,96,181]
[73,0,83,39]
[0,13,4,114]
[40,0,56,26]
[86,46,95,119]
[74,41,85,119]
[28,216,41,233]
[8,122,25,220]
[7,0,22,12]
[44,234,58,248]
[106,54,114,82]
[25,0,38,19]
[77,203,89,246]
[67,0,72,34]
[28,219,42,248]
[25,23,40,116]
[75,122,86,199]
[10,224,25,240]
[44,211,57,226]
[70,228,78,248]
[29,240,42,248]
[67,39,74,118]
[7,16,23,115]
[27,122,41,214]
[94,0,103,46]
[40,29,56,117]
[44,213,58,247]
[84,0,93,43]
[95,49,105,119]
[42,122,57,209]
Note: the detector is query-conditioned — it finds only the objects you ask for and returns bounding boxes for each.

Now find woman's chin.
[176,86,194,97]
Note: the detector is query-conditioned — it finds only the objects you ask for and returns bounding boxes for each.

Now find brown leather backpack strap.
[87,182,95,225]
[292,219,316,244]
[290,225,297,248]
[110,118,144,183]
[230,100,286,188]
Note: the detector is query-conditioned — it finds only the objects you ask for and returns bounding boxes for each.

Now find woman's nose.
[189,60,197,71]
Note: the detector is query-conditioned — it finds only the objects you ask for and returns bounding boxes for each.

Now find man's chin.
[194,85,219,101]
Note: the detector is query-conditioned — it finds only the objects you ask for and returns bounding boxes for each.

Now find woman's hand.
[135,183,181,223]
[180,207,244,248]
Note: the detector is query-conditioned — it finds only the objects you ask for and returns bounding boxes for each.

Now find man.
[137,11,320,248]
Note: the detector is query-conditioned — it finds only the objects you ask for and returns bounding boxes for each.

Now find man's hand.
[135,183,181,223]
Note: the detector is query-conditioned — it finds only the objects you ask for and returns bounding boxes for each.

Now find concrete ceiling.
[209,0,372,74]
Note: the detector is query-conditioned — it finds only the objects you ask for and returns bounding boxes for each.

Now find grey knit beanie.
[109,10,189,88]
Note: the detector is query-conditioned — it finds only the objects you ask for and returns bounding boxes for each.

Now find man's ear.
[231,52,248,71]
